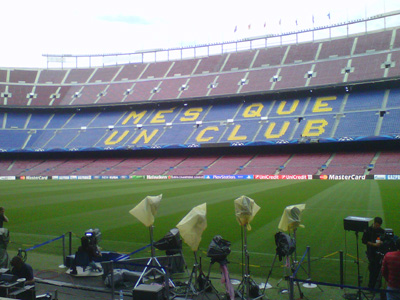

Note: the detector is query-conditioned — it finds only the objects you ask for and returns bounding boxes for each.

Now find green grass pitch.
[1,179,398,286]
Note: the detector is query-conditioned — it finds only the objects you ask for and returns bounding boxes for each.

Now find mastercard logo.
[320,175,328,180]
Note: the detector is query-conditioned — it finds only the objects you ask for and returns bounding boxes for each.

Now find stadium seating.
[284,43,319,64]
[353,30,392,55]
[166,156,219,175]
[1,25,400,177]
[64,68,94,84]
[89,66,120,83]
[202,155,253,175]
[0,28,399,107]
[236,153,291,175]
[167,59,199,77]
[37,69,67,84]
[193,54,227,74]
[370,151,400,174]
[133,157,186,175]
[252,47,288,68]
[279,153,331,175]
[9,69,37,84]
[318,37,355,59]
[1,87,399,152]
[320,152,376,175]
[222,51,256,71]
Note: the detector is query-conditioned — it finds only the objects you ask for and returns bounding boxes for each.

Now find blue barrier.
[24,234,65,252]
[293,247,309,277]
[113,244,151,261]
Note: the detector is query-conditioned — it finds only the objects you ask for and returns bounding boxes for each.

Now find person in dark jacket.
[362,216,385,289]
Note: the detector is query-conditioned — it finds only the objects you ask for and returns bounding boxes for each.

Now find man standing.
[381,239,400,300]
[362,217,385,289]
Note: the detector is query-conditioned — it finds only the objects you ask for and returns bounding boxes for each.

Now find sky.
[1,0,400,68]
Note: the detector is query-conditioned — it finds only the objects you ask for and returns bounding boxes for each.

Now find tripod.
[185,251,201,298]
[344,231,369,300]
[261,251,278,295]
[273,230,307,299]
[236,224,263,300]
[185,252,221,300]
[134,226,174,290]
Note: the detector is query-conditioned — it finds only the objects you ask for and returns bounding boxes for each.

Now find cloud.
[99,15,151,25]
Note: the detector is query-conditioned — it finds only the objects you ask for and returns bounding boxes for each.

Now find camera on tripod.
[84,228,101,247]
[378,228,398,255]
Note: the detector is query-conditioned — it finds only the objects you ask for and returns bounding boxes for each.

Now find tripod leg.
[198,262,221,300]
[185,264,199,298]
[262,253,278,295]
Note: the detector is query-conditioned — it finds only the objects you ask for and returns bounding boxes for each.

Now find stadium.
[0,6,400,300]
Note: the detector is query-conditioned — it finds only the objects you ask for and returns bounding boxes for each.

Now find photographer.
[381,239,400,300]
[362,216,385,289]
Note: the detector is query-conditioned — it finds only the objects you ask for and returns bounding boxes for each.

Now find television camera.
[207,235,231,264]
[378,228,398,255]
[84,228,101,248]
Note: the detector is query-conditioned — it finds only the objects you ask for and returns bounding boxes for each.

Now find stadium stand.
[124,80,159,102]
[273,63,312,90]
[166,156,219,175]
[222,51,256,71]
[95,82,133,104]
[140,61,173,79]
[318,37,355,59]
[236,153,291,175]
[152,77,189,101]
[89,66,120,83]
[6,85,34,106]
[208,72,247,96]
[346,53,388,82]
[279,153,331,175]
[353,30,393,55]
[64,68,95,84]
[133,157,186,175]
[284,43,319,64]
[37,69,68,84]
[71,84,108,106]
[320,152,376,175]
[167,59,199,77]
[1,20,400,177]
[239,68,277,93]
[252,47,288,67]
[371,151,400,174]
[100,157,155,176]
[193,54,227,74]
[114,63,147,81]
[9,69,37,84]
[202,154,254,175]
[33,86,60,106]
[180,74,217,98]
[308,58,348,86]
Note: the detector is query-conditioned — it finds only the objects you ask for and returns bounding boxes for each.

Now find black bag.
[207,235,231,263]
[249,278,261,298]
[154,228,182,255]
[275,232,296,261]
